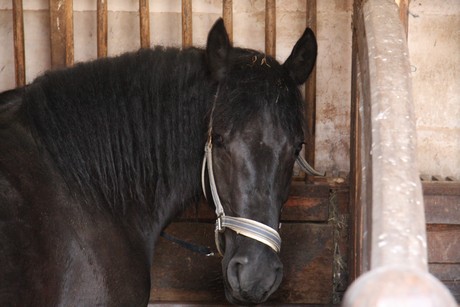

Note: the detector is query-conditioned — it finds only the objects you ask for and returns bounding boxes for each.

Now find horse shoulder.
[0,101,151,306]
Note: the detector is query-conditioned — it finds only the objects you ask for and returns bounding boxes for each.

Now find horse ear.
[283,28,317,85]
[206,18,231,81]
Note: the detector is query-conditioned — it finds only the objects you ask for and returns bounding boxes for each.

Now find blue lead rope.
[160,231,216,257]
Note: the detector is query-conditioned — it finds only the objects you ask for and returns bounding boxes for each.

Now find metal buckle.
[215,215,224,233]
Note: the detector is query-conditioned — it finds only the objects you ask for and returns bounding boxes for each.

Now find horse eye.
[213,134,224,147]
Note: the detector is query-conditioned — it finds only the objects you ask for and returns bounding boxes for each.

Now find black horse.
[0,19,317,305]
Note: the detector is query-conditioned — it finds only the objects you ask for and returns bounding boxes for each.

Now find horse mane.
[22,47,215,213]
[20,46,304,215]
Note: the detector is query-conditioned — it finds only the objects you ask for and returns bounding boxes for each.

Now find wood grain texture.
[429,264,460,282]
[49,0,74,68]
[423,182,460,224]
[349,0,372,280]
[427,224,460,263]
[178,182,331,223]
[265,0,276,57]
[181,0,192,48]
[12,0,25,86]
[282,182,330,222]
[304,0,317,179]
[150,222,334,304]
[97,0,108,57]
[139,0,150,48]
[222,0,233,45]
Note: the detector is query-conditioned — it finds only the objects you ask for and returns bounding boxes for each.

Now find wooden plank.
[139,0,150,48]
[282,182,330,222]
[423,179,460,225]
[181,0,192,48]
[64,0,73,66]
[423,181,460,196]
[349,0,372,281]
[265,0,276,57]
[271,223,334,304]
[222,0,233,45]
[12,0,26,86]
[429,263,460,281]
[429,263,460,303]
[49,0,74,68]
[97,0,108,58]
[179,182,331,223]
[150,223,224,303]
[331,187,350,298]
[335,187,350,220]
[398,0,410,39]
[150,222,334,304]
[304,0,317,181]
[348,0,362,280]
[427,224,460,263]
[424,195,460,225]
[441,282,460,303]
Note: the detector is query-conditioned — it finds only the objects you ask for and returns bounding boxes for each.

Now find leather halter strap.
[201,86,324,256]
[202,140,282,255]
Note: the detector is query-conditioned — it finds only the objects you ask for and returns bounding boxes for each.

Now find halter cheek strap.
[202,139,282,256]
[201,86,324,256]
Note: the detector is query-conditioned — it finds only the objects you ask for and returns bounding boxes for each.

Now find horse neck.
[22,47,216,221]
[146,51,217,222]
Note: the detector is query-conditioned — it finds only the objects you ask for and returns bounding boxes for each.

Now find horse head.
[203,19,317,304]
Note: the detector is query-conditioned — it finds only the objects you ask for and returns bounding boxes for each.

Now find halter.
[201,86,324,256]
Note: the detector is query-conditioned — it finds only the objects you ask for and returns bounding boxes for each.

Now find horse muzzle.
[222,234,283,305]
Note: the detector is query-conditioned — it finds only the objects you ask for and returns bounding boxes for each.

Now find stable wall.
[408,0,460,179]
[0,0,458,178]
[0,0,352,175]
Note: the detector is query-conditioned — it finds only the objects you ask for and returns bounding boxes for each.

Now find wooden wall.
[150,179,350,305]
[423,177,460,302]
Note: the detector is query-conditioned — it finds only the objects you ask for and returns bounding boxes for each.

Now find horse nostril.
[227,256,249,290]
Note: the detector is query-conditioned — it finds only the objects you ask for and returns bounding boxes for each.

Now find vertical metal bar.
[222,0,233,45]
[305,0,317,180]
[139,0,150,48]
[265,0,276,57]
[49,0,74,68]
[12,0,26,86]
[97,0,108,57]
[181,0,192,48]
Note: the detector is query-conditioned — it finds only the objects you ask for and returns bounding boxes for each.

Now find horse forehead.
[238,113,291,147]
